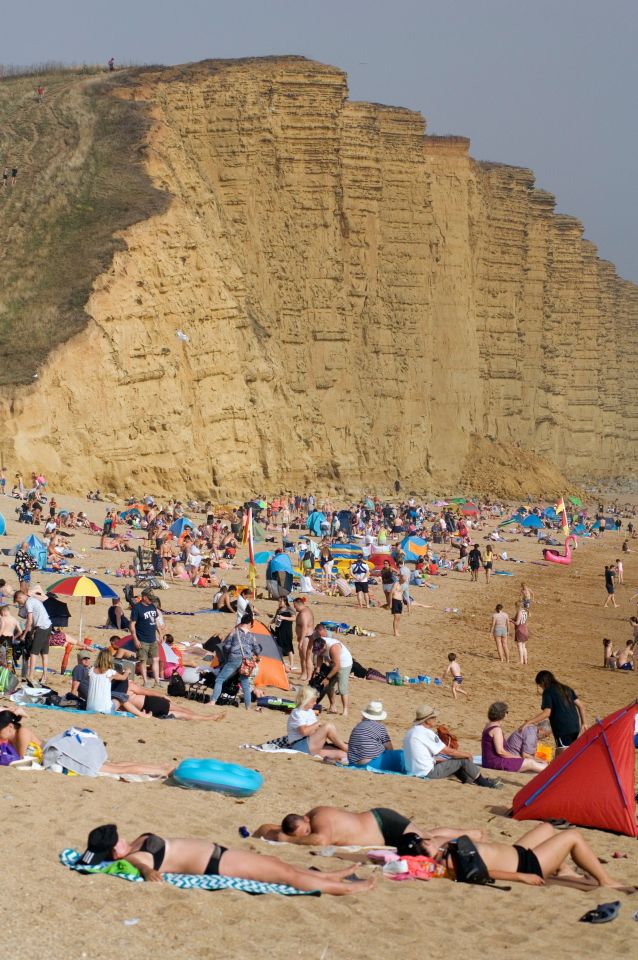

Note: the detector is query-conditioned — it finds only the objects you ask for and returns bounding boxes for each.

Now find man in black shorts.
[389,580,403,638]
[351,555,370,608]
[129,590,162,686]
[253,805,482,849]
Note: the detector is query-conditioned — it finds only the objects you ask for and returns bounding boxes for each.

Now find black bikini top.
[139,833,166,870]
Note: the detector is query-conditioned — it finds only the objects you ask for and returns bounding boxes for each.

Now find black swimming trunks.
[205,844,227,875]
[391,599,403,615]
[142,694,171,717]
[370,808,411,847]
[514,844,543,878]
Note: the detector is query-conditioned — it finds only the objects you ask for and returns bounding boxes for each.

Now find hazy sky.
[3,0,636,281]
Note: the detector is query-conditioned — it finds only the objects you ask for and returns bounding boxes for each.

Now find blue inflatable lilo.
[173,758,264,797]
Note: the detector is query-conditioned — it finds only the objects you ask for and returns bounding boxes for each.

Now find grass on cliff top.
[0,70,168,386]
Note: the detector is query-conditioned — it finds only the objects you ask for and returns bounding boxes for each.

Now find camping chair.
[134,546,159,585]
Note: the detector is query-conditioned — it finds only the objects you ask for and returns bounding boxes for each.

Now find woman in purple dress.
[481,703,547,773]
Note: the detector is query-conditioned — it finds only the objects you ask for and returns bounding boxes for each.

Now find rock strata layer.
[1,57,635,498]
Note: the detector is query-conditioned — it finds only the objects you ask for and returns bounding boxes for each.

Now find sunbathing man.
[422,823,635,891]
[80,824,374,895]
[253,806,483,849]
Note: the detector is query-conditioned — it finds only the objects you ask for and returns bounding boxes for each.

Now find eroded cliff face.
[1,57,635,498]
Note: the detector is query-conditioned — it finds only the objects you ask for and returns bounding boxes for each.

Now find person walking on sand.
[520,582,534,610]
[389,579,403,637]
[490,603,511,662]
[603,565,618,608]
[513,600,529,665]
[468,544,482,582]
[483,544,494,584]
[615,558,624,585]
[444,652,468,700]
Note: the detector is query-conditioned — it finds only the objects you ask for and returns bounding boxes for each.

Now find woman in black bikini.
[424,823,633,890]
[80,824,374,894]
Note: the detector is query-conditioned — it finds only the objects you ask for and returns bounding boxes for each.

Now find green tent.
[568,496,582,507]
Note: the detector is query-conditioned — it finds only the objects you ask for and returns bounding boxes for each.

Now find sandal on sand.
[579,901,621,924]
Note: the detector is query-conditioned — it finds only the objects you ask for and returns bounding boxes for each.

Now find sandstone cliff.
[0,57,635,499]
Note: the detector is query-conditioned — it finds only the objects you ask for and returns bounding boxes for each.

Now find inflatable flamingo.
[543,535,577,564]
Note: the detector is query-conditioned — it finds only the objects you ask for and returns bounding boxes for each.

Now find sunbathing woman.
[122,679,225,722]
[0,708,173,776]
[80,823,374,894]
[424,823,635,891]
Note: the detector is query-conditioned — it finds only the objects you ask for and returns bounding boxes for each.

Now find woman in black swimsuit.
[80,824,374,894]
[424,823,633,890]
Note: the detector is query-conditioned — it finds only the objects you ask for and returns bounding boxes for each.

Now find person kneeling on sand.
[79,824,374,894]
[403,704,503,788]
[253,805,483,849]
[421,823,636,891]
[285,686,348,760]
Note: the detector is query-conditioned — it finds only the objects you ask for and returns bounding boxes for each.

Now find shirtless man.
[253,805,483,849]
[81,823,373,895]
[293,597,314,681]
[389,579,403,637]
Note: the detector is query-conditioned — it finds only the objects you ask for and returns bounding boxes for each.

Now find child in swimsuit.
[444,653,468,700]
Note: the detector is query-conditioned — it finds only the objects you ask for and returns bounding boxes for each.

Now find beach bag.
[446,836,490,885]
[437,724,459,750]
[237,634,257,678]
[167,672,187,698]
[0,741,20,766]
[0,667,19,696]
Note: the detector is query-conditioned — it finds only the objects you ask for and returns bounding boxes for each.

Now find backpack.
[0,667,19,696]
[437,724,459,750]
[446,836,490,884]
[167,672,187,698]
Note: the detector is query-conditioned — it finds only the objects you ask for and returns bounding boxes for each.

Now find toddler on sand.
[444,652,468,700]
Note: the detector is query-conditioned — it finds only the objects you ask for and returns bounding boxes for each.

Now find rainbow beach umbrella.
[47,575,118,641]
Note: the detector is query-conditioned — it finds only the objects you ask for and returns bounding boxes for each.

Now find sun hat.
[414,704,438,724]
[361,701,387,722]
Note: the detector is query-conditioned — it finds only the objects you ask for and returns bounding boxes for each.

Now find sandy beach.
[0,493,636,960]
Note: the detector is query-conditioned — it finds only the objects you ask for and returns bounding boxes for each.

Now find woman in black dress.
[270,597,295,670]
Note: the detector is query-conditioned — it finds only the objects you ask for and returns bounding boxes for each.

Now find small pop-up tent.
[306,511,326,537]
[512,701,638,837]
[27,534,48,569]
[170,517,194,537]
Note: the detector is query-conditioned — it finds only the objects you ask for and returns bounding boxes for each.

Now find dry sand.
[0,493,636,960]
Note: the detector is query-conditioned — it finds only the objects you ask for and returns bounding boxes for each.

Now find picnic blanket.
[60,849,319,895]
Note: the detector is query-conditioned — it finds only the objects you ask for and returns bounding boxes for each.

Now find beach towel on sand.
[240,736,305,755]
[60,850,319,896]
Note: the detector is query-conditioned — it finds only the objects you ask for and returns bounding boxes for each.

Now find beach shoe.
[579,901,621,924]
[475,775,504,789]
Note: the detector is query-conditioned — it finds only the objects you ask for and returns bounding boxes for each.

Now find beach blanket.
[14,701,133,718]
[60,849,319,895]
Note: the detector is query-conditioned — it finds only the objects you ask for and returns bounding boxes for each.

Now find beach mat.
[16,702,133,718]
[60,849,319,895]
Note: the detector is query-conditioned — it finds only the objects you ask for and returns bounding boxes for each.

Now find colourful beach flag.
[555,497,570,537]
[243,508,257,596]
